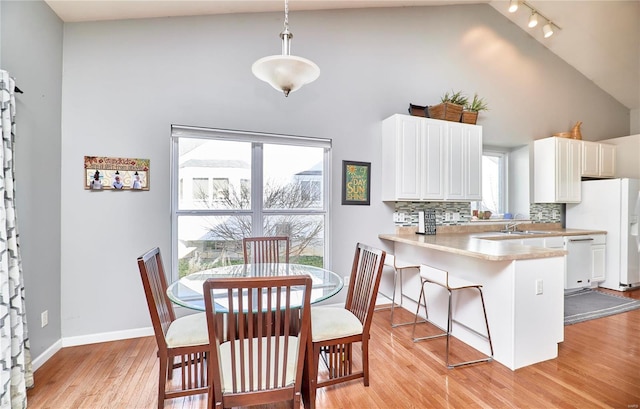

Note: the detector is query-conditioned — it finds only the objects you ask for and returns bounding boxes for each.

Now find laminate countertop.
[379,228,606,262]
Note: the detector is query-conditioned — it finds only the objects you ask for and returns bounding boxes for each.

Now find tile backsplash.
[394,202,471,226]
[393,202,562,227]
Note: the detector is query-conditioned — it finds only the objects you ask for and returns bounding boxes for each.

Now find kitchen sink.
[498,230,554,235]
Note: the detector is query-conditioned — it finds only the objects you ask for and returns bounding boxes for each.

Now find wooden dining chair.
[137,247,210,409]
[307,243,386,404]
[243,236,290,264]
[203,275,312,409]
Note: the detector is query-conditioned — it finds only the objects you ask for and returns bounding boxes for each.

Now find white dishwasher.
[565,235,593,289]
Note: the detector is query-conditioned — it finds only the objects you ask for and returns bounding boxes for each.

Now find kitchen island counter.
[378,230,580,370]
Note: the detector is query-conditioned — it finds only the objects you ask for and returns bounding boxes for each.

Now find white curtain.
[0,70,33,408]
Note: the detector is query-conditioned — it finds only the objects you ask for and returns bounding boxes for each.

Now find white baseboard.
[32,339,63,371]
[31,327,154,372]
[62,327,154,348]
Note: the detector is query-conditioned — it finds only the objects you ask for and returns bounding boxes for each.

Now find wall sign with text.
[342,160,371,205]
[84,156,150,191]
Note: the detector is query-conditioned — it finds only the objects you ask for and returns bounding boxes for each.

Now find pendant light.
[252,0,320,97]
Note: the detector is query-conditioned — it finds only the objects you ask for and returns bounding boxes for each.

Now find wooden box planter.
[461,111,478,125]
[428,102,463,122]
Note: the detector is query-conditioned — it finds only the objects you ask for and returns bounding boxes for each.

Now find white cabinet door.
[421,121,446,199]
[599,143,616,177]
[581,141,600,177]
[446,124,465,200]
[534,137,581,203]
[445,122,482,201]
[591,244,606,283]
[465,125,483,200]
[556,138,581,203]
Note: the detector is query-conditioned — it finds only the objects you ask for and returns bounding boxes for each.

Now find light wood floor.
[28,288,640,409]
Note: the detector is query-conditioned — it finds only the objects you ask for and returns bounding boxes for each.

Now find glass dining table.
[167,263,344,311]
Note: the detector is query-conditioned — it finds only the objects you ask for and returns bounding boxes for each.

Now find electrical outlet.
[537,212,543,220]
[344,275,350,286]
[453,212,460,221]
[445,212,452,221]
[535,280,543,295]
[552,210,558,219]
[41,310,48,327]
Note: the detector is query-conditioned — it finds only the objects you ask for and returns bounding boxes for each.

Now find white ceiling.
[44,0,640,110]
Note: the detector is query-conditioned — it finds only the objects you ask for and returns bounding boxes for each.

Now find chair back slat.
[345,243,386,329]
[203,275,311,407]
[137,247,176,348]
[243,236,290,264]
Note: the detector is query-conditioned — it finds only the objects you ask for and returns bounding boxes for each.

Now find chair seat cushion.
[311,306,363,342]
[219,336,300,393]
[165,312,209,348]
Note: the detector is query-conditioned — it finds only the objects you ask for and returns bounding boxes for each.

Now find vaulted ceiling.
[44,0,640,111]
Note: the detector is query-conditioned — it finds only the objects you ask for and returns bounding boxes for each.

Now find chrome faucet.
[503,221,521,232]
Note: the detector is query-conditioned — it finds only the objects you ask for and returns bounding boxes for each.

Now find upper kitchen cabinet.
[534,137,582,203]
[381,114,481,201]
[581,141,616,178]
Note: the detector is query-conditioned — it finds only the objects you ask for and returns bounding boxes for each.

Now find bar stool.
[376,254,421,327]
[411,264,493,369]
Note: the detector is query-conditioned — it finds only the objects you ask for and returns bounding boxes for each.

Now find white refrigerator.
[566,178,640,291]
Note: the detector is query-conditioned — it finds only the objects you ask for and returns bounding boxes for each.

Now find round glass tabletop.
[167,263,344,311]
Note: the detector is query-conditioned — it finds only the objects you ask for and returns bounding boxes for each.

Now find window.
[171,126,331,280]
[476,150,507,216]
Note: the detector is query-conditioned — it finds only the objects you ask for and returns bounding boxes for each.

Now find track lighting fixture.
[528,11,538,28]
[509,1,561,39]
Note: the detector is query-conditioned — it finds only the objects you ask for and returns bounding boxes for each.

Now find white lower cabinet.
[590,235,606,284]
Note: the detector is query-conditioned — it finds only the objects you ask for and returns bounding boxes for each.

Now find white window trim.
[170,125,332,281]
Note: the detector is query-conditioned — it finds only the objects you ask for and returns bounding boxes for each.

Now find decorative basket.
[408,103,427,117]
[461,111,478,125]
[428,102,463,122]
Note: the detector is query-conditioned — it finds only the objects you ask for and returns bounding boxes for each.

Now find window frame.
[170,125,332,281]
[480,148,508,216]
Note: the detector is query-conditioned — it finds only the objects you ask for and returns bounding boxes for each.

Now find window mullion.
[252,142,263,236]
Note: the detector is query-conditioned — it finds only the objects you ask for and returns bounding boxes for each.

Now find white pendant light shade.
[252,55,320,97]
[528,12,538,28]
[542,23,554,38]
[252,0,320,97]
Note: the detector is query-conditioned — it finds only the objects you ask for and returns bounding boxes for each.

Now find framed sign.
[84,156,150,191]
[342,160,371,205]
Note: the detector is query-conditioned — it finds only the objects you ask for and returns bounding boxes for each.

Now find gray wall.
[0,0,63,359]
[1,2,632,360]
[59,4,629,341]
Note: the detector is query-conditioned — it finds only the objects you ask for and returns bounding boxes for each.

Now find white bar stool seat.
[411,264,494,369]
[376,254,421,328]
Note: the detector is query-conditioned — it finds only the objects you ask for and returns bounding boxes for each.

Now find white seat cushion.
[311,306,363,342]
[219,336,300,393]
[165,312,209,348]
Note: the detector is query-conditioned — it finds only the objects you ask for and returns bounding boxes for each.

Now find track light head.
[528,12,538,28]
[543,22,554,38]
[508,0,519,13]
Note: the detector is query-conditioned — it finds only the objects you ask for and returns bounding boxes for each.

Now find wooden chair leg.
[158,356,167,409]
[362,338,369,386]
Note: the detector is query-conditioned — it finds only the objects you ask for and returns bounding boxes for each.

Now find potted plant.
[461,93,489,125]
[428,90,467,122]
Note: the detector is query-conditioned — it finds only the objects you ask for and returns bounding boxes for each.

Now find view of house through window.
[475,151,506,217]
[171,126,331,279]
